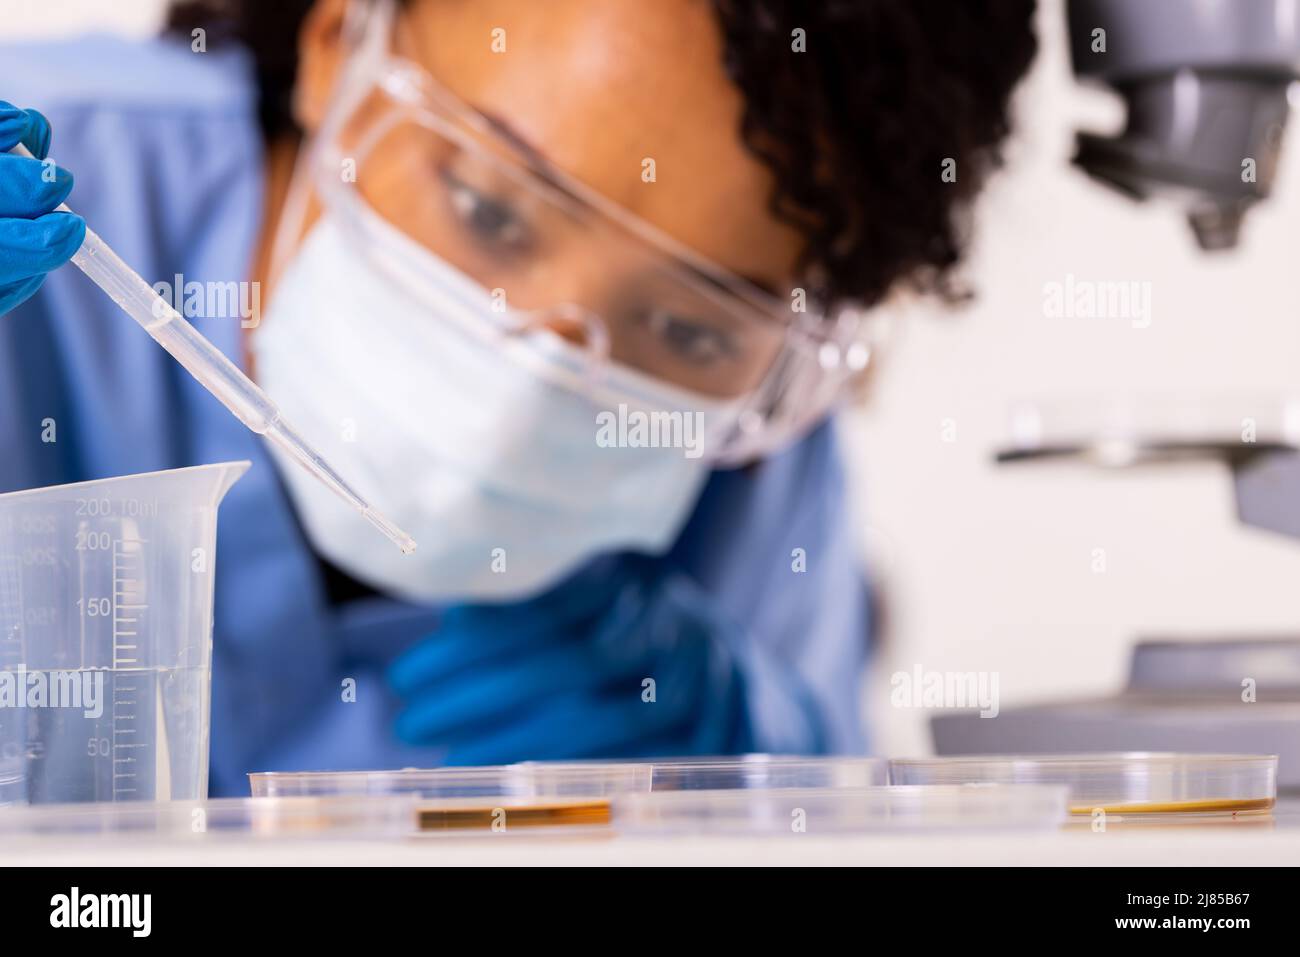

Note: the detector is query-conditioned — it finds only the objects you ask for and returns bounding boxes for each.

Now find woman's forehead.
[401,0,803,287]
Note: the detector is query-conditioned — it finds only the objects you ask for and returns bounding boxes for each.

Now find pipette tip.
[364,508,418,554]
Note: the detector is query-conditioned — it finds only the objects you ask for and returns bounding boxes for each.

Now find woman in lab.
[0,0,1037,792]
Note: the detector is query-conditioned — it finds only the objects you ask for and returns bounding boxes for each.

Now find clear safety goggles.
[273,0,880,464]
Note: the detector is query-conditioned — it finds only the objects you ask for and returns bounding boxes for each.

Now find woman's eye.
[644,309,739,367]
[442,171,533,253]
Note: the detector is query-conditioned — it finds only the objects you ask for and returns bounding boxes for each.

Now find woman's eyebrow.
[478,110,543,161]
[677,259,781,301]
[475,109,615,228]
[477,111,784,303]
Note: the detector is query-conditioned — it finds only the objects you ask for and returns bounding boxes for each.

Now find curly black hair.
[168,0,1037,312]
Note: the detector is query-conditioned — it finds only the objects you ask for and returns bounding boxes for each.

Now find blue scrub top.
[0,35,871,795]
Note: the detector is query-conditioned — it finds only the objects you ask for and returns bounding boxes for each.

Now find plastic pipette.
[10,143,416,554]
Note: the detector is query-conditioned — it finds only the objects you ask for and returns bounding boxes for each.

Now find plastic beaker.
[0,462,249,805]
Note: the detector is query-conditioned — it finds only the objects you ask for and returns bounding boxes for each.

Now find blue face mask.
[253,213,722,602]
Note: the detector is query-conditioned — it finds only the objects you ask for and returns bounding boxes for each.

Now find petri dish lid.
[0,796,422,839]
[889,753,1278,815]
[0,794,619,837]
[611,784,1068,835]
[248,762,653,799]
[640,755,888,790]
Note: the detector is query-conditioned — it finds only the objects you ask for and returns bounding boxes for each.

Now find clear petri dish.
[611,784,1068,835]
[411,796,615,832]
[248,763,653,799]
[638,755,888,791]
[889,753,1278,816]
[0,796,422,839]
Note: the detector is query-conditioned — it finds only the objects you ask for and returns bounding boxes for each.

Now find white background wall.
[844,1,1300,754]
[7,0,1300,756]
[4,0,165,37]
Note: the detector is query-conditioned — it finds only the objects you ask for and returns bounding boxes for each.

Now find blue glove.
[0,101,85,316]
[388,555,752,764]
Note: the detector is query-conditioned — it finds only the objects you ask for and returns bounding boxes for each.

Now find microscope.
[1067,0,1298,251]
[932,0,1300,782]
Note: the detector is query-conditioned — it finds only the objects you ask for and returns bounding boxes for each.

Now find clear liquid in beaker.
[0,666,208,806]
